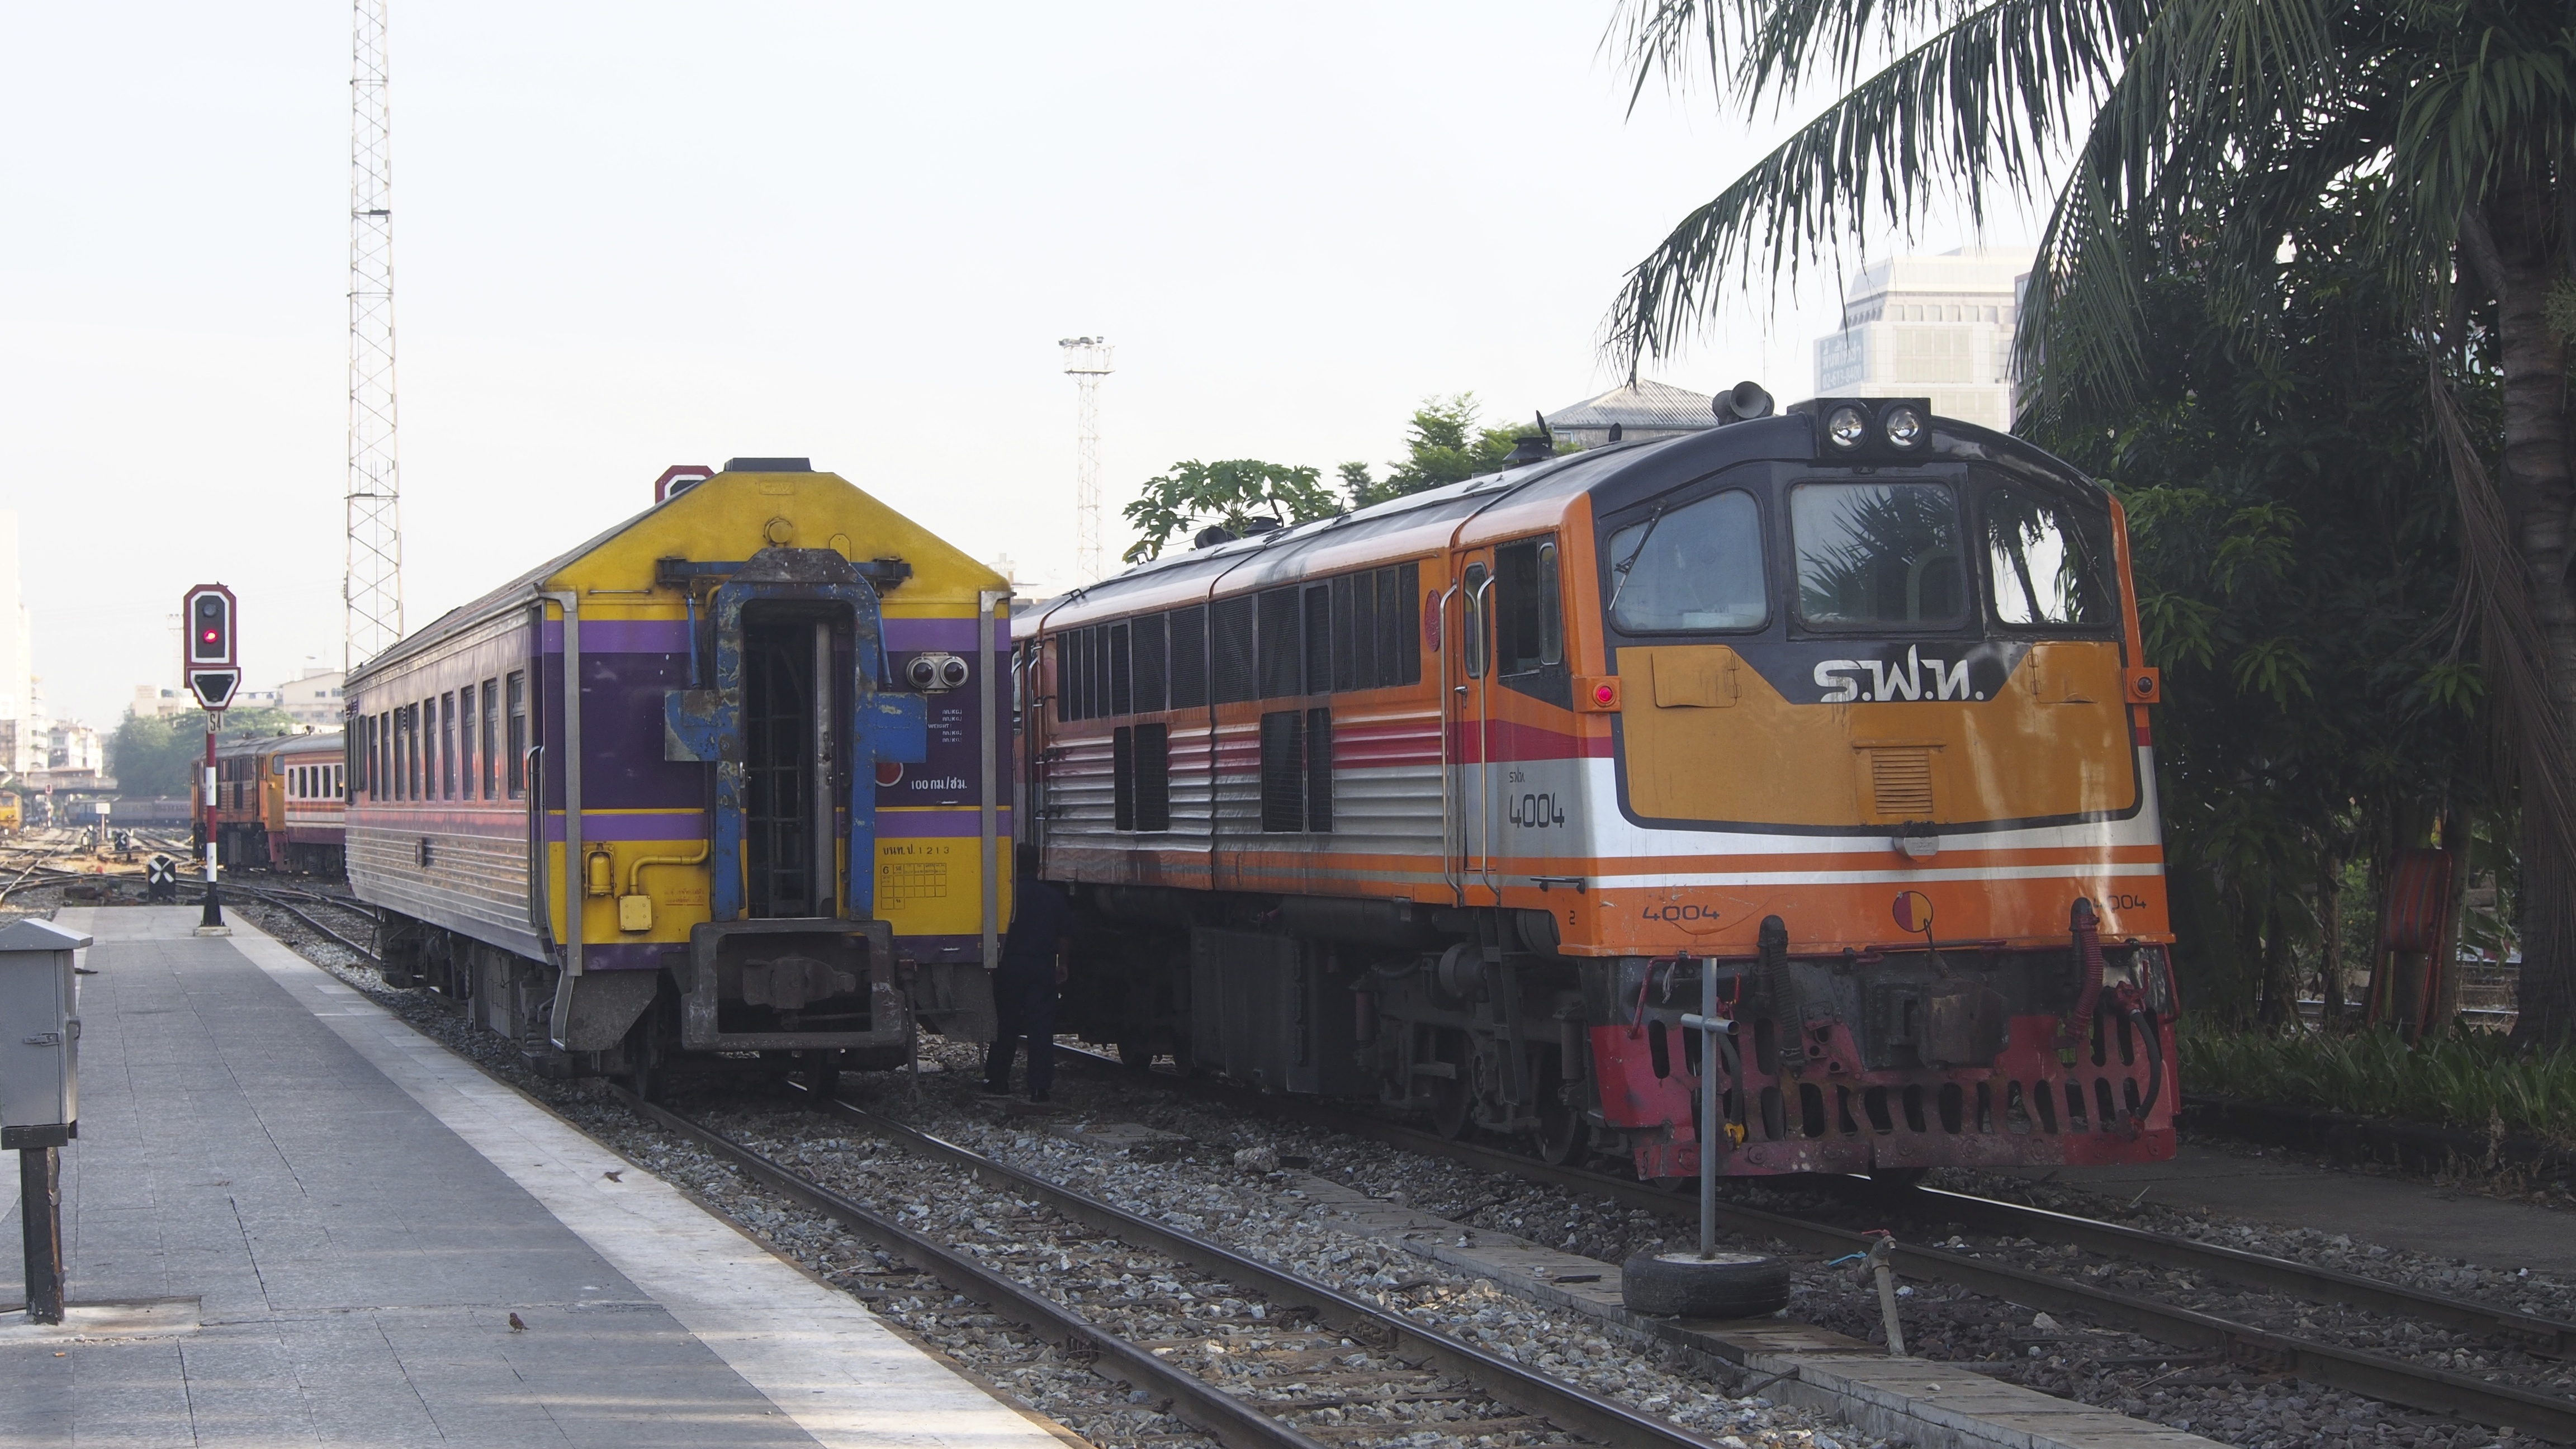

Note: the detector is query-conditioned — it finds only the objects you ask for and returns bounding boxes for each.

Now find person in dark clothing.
[984,844,1074,1100]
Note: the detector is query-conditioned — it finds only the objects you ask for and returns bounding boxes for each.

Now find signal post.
[182,585,239,937]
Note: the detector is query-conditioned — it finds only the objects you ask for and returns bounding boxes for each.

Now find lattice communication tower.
[345,0,403,672]
[1059,337,1113,583]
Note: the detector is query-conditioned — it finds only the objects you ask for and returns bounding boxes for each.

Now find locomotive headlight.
[1825,404,1869,450]
[1882,402,1927,449]
[907,652,970,692]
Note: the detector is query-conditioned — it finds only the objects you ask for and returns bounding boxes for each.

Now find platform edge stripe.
[215,918,1066,1449]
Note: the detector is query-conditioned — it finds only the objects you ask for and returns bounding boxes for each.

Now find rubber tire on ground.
[1117,1037,1155,1071]
[1619,1251,1791,1319]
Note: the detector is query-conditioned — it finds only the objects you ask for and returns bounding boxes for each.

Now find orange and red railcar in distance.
[1025,394,2177,1182]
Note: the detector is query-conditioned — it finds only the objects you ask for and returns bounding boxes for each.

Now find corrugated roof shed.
[1542,378,1715,444]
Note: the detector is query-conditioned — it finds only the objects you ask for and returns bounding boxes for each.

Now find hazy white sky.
[0,2,2022,729]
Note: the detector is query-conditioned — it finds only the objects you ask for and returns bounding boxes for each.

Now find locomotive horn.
[1713,380,1775,425]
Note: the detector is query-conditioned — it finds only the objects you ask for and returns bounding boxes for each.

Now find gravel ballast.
[168,879,2553,1449]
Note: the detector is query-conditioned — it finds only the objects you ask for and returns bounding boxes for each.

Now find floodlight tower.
[1059,337,1114,583]
[345,0,403,673]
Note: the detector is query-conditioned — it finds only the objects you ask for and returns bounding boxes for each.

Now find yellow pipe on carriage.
[617,842,711,932]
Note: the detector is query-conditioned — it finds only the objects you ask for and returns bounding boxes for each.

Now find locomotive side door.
[1442,548,1499,906]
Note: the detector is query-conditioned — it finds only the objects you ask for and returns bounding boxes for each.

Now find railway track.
[1055,1047,2576,1443]
[235,885,381,964]
[611,1081,1742,1449]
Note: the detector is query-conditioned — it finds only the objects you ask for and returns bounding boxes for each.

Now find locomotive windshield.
[1604,489,1767,632]
[1791,481,1967,626]
[1983,487,2115,627]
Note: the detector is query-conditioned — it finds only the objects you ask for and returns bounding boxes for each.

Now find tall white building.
[1813,247,2028,431]
[0,512,32,774]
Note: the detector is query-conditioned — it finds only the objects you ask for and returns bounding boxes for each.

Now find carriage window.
[1108,622,1132,716]
[481,679,500,797]
[1131,613,1168,714]
[1257,588,1301,698]
[1791,481,1965,626]
[1302,584,1332,696]
[506,673,528,797]
[1983,489,2114,627]
[1606,490,1768,632]
[441,693,457,799]
[1211,596,1257,703]
[1168,605,1208,709]
[459,684,476,796]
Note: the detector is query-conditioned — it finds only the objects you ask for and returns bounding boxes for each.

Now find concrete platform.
[1,906,1068,1448]
[1996,1142,2576,1275]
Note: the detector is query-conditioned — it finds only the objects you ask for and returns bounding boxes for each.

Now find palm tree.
[1603,0,2573,1040]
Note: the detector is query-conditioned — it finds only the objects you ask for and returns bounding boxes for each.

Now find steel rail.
[612,1083,1730,1449]
[1896,1183,2576,1358]
[1058,1049,2576,1442]
[239,887,382,965]
[605,1085,1334,1449]
[806,1091,1735,1449]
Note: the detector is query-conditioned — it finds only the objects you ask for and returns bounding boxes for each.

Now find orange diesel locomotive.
[1028,394,2176,1182]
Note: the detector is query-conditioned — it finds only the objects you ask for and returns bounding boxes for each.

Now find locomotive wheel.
[1117,1037,1154,1071]
[1427,1029,1474,1138]
[1535,1058,1587,1166]
[1431,1072,1473,1139]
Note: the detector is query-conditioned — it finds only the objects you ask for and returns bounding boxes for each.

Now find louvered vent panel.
[1871,748,1935,818]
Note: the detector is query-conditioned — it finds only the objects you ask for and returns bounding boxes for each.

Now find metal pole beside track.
[19,1143,63,1324]
[545,592,583,1048]
[979,590,1004,974]
[199,715,225,932]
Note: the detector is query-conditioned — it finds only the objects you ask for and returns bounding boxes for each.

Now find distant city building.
[1542,379,1718,450]
[46,721,102,773]
[271,667,347,728]
[1813,247,2028,431]
[131,685,193,720]
[0,720,29,779]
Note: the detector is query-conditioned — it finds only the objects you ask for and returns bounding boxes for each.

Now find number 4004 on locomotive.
[1029,392,2177,1182]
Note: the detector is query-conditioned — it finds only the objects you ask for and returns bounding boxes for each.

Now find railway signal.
[182,583,240,713]
[179,584,234,935]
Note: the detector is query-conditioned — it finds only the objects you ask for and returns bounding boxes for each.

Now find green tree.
[108,706,300,797]
[1341,394,1566,509]
[1120,459,1342,564]
[2033,188,2494,1025]
[1604,0,2576,1043]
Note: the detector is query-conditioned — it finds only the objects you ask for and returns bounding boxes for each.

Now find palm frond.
[1604,0,2132,361]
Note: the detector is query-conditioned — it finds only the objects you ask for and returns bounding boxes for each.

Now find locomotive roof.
[212,730,344,762]
[1039,410,2099,631]
[348,465,1007,684]
[348,500,667,679]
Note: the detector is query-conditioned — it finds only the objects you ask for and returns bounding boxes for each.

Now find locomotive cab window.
[1983,487,2115,628]
[1791,481,1966,627]
[1494,537,1562,672]
[1605,490,1768,633]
